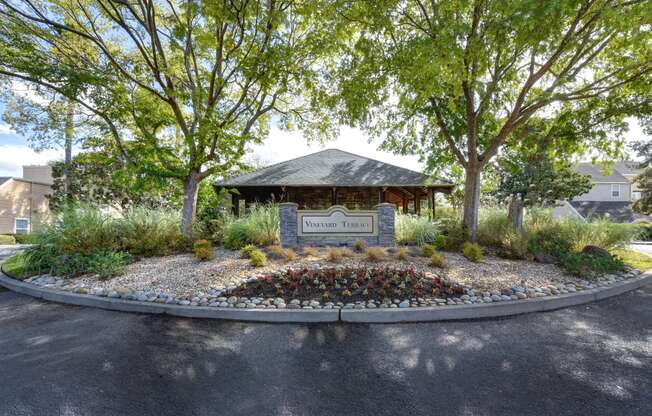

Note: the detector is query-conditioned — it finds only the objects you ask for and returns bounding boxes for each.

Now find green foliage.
[249,250,267,267]
[222,204,279,249]
[420,244,437,258]
[611,249,652,271]
[1,253,30,280]
[395,214,440,245]
[13,234,38,244]
[631,141,651,215]
[561,252,625,278]
[114,207,184,256]
[240,244,258,259]
[430,252,446,268]
[193,240,214,262]
[442,222,469,251]
[365,247,387,262]
[433,234,446,250]
[0,235,16,245]
[462,243,483,262]
[353,239,367,252]
[87,250,131,280]
[477,209,513,248]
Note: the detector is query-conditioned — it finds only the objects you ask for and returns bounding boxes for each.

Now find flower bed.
[229,266,465,303]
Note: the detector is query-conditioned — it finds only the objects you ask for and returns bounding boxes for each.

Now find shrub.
[249,249,267,267]
[88,250,131,280]
[501,229,531,260]
[560,219,642,251]
[561,252,625,278]
[365,247,387,262]
[267,245,296,262]
[301,246,319,257]
[13,233,38,244]
[395,214,440,245]
[285,248,296,262]
[442,222,468,251]
[430,252,447,268]
[0,234,16,245]
[240,244,257,259]
[222,204,279,248]
[340,248,355,258]
[421,244,436,257]
[326,247,342,262]
[462,242,483,262]
[51,205,116,255]
[1,253,29,279]
[115,207,184,256]
[395,247,409,261]
[353,239,367,252]
[194,240,214,261]
[477,209,512,248]
[528,223,572,259]
[433,234,446,250]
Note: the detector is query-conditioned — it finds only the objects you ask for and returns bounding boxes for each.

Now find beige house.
[0,165,53,234]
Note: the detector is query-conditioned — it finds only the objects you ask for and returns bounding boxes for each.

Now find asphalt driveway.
[0,284,650,416]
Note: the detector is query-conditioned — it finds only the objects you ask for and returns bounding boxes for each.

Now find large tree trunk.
[63,99,74,197]
[462,164,481,242]
[181,169,201,237]
[508,196,524,232]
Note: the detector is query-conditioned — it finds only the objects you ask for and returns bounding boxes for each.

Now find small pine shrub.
[249,249,267,267]
[433,234,446,250]
[326,247,342,263]
[193,239,214,261]
[462,242,483,262]
[301,246,319,257]
[395,247,409,261]
[365,247,387,262]
[0,235,16,245]
[284,248,296,262]
[354,239,367,252]
[430,252,447,268]
[340,248,355,258]
[421,244,436,257]
[240,244,257,259]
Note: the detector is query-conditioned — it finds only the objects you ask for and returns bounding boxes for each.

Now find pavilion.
[215,149,454,216]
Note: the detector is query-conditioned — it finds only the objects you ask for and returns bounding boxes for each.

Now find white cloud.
[249,125,423,171]
[0,144,62,177]
[0,124,15,135]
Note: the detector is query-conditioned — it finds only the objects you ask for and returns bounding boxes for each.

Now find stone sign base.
[280,203,395,248]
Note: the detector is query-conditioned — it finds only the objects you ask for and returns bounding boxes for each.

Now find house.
[0,165,53,234]
[215,148,454,216]
[553,161,650,223]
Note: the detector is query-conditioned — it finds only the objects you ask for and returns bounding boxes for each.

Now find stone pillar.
[376,203,396,247]
[279,202,298,248]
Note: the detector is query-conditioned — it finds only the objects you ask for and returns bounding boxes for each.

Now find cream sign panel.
[298,207,378,236]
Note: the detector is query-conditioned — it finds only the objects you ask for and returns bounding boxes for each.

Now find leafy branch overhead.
[0,0,336,233]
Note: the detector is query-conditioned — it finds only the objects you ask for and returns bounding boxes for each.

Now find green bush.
[442,222,468,251]
[87,250,131,280]
[0,234,16,245]
[13,234,38,244]
[240,244,257,258]
[462,242,483,262]
[561,252,625,278]
[114,207,184,256]
[223,204,279,249]
[51,205,116,255]
[433,234,446,250]
[430,252,447,268]
[528,222,573,259]
[395,214,440,245]
[193,239,214,261]
[421,244,437,257]
[249,249,267,267]
[477,208,512,248]
[1,253,29,279]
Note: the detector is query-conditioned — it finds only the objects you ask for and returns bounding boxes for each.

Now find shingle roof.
[0,177,11,186]
[216,149,454,188]
[569,201,651,223]
[574,163,628,183]
[614,161,644,176]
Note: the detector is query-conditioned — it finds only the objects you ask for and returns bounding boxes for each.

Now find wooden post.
[232,193,240,217]
[331,187,337,206]
[415,188,421,215]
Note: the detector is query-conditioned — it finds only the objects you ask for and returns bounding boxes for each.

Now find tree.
[632,140,652,215]
[495,153,592,230]
[0,0,334,235]
[328,0,652,239]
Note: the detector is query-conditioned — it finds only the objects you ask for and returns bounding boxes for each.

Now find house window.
[611,184,621,199]
[14,218,30,234]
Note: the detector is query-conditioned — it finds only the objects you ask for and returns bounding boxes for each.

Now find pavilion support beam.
[332,187,337,206]
[232,193,240,217]
[415,188,421,216]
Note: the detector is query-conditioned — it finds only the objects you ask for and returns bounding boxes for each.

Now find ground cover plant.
[229,266,465,303]
[611,249,652,271]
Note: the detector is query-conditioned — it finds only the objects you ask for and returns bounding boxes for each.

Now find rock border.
[0,269,650,323]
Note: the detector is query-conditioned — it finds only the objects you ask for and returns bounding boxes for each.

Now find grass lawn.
[611,249,652,271]
[1,253,32,280]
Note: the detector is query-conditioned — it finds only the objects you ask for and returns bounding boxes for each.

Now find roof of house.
[569,201,651,223]
[216,149,454,188]
[574,163,629,183]
[0,177,10,186]
[613,161,644,176]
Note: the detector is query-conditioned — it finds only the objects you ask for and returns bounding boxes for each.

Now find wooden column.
[331,187,337,206]
[415,188,421,215]
[232,193,240,217]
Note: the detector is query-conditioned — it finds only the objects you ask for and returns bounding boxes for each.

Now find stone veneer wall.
[280,203,395,248]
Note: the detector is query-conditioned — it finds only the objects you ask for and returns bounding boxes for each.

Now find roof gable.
[216,149,453,188]
[574,163,628,183]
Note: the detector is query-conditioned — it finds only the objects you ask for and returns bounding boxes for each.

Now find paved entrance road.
[0,286,650,416]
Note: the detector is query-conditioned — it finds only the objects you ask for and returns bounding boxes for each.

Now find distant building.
[0,165,53,234]
[553,161,650,223]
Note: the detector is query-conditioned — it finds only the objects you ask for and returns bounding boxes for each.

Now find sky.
[0,98,649,178]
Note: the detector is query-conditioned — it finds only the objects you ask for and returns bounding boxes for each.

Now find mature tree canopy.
[0,0,335,234]
[327,0,652,239]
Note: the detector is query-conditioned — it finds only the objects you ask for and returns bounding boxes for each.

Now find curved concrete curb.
[1,269,650,323]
